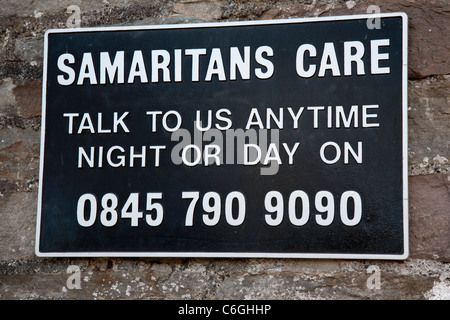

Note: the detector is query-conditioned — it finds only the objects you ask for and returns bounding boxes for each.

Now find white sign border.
[36,12,409,260]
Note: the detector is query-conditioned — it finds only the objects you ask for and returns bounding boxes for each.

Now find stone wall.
[0,0,449,300]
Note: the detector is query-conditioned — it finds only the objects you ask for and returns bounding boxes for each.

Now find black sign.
[36,13,408,259]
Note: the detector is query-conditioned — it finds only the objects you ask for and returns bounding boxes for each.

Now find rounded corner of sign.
[397,12,408,21]
[397,12,409,32]
[44,29,57,39]
[34,238,54,258]
[397,250,409,261]
[34,247,46,258]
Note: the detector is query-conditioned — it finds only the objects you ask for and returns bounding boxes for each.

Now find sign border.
[36,12,409,259]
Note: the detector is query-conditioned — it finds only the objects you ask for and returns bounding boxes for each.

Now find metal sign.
[36,13,408,259]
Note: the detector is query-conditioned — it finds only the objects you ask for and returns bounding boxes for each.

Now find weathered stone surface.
[14,37,44,67]
[174,0,222,21]
[0,78,17,115]
[0,258,448,299]
[0,192,37,261]
[0,127,40,187]
[122,14,203,26]
[12,81,42,118]
[409,173,450,262]
[408,76,450,174]
[0,0,170,18]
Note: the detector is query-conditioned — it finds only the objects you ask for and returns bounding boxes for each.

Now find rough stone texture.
[12,81,42,118]
[408,76,450,174]
[0,192,37,261]
[174,0,222,21]
[0,0,449,300]
[0,78,16,115]
[0,258,449,300]
[409,173,450,262]
[0,127,40,196]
